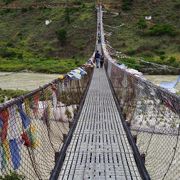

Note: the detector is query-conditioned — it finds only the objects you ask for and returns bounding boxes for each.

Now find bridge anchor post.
[123,113,126,120]
[55,152,60,164]
[126,121,131,127]
[63,133,67,143]
[69,121,73,129]
[133,135,137,144]
[141,153,146,164]
[76,105,79,111]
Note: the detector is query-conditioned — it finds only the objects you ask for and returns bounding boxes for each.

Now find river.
[0,72,59,90]
[0,72,179,93]
[145,75,180,92]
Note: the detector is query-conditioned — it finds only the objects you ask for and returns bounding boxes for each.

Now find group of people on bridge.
[95,50,104,68]
[87,50,104,68]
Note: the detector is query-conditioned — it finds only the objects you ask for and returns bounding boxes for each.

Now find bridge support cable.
[99,3,180,180]
[97,4,150,180]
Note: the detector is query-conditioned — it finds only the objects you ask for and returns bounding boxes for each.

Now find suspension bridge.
[0,5,179,180]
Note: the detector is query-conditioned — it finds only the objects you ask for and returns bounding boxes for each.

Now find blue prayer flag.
[18,103,30,129]
[9,139,21,170]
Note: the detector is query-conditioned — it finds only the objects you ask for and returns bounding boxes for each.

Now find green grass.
[118,57,142,70]
[177,91,180,96]
[103,0,180,69]
[0,57,86,73]
[0,88,29,103]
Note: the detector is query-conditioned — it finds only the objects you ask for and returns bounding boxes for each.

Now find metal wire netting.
[0,67,93,180]
[105,60,180,180]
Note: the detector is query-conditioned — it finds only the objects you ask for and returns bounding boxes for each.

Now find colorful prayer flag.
[18,103,31,129]
[9,139,21,170]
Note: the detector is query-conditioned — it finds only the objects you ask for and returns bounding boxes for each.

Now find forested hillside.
[0,0,96,73]
[103,0,180,71]
[0,0,179,73]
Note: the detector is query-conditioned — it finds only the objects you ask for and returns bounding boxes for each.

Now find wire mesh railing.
[104,60,180,180]
[0,67,93,180]
[98,4,180,179]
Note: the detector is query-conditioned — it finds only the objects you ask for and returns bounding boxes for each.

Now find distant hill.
[0,0,180,74]
[103,0,180,70]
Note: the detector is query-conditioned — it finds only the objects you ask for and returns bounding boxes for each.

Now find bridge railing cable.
[0,67,93,179]
[105,60,180,180]
[99,4,180,180]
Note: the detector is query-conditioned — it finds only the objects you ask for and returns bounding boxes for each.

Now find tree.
[65,7,70,24]
[3,0,14,5]
[56,29,67,46]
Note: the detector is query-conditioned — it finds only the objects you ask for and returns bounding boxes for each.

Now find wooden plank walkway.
[58,68,141,180]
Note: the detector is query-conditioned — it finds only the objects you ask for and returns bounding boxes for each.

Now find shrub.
[119,57,142,70]
[6,42,14,47]
[65,108,72,119]
[81,3,86,9]
[141,51,154,57]
[153,50,165,56]
[151,56,180,68]
[75,59,79,65]
[0,48,16,58]
[174,3,180,9]
[74,0,82,5]
[150,58,164,65]
[3,0,14,5]
[64,8,70,24]
[167,56,176,63]
[0,171,25,179]
[56,29,67,46]
[137,18,147,29]
[178,46,180,52]
[27,7,33,11]
[123,57,136,64]
[17,53,23,60]
[160,55,166,60]
[147,24,177,36]
[122,0,133,11]
[126,49,136,56]
[1,9,11,14]
[136,44,160,53]
[21,8,28,13]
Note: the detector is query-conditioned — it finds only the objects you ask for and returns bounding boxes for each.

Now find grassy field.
[0,57,85,73]
[0,0,96,73]
[102,0,180,68]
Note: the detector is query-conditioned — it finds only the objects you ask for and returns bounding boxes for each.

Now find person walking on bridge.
[95,50,101,68]
[100,54,104,68]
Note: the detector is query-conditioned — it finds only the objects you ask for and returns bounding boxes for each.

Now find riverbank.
[0,72,59,103]
[0,72,59,90]
[145,75,180,94]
